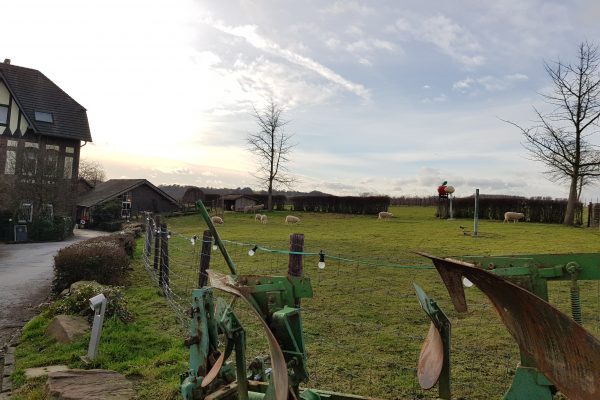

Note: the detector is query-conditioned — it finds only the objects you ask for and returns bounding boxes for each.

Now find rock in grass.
[46,369,135,399]
[46,315,89,344]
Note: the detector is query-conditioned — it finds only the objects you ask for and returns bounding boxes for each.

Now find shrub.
[29,216,74,242]
[52,238,130,293]
[48,281,133,323]
[291,195,391,214]
[97,221,123,232]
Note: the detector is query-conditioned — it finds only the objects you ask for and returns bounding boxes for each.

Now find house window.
[4,140,17,175]
[18,202,33,223]
[65,147,74,154]
[22,143,38,176]
[45,145,59,177]
[121,201,131,219]
[34,111,53,123]
[40,203,53,219]
[64,156,73,179]
[0,105,7,125]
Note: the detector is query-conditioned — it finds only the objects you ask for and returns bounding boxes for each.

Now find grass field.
[11,206,600,399]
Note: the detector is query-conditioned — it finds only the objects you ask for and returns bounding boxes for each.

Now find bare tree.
[79,159,106,186]
[247,99,295,211]
[508,42,600,225]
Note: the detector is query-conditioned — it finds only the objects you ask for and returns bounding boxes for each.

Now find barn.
[76,179,179,224]
[222,194,261,212]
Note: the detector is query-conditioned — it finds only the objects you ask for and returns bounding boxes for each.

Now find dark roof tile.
[0,62,92,142]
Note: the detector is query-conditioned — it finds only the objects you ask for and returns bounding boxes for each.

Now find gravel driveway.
[0,229,108,348]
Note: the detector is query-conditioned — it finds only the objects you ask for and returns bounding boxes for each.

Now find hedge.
[52,233,134,293]
[291,195,390,214]
[451,196,583,225]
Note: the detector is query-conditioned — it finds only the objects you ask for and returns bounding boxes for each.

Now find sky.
[3,0,600,199]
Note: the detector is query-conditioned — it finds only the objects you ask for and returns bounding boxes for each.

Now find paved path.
[0,229,107,347]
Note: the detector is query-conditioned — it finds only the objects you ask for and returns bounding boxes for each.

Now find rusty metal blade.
[417,322,444,389]
[201,350,225,388]
[208,270,288,400]
[417,251,467,312]
[421,254,600,400]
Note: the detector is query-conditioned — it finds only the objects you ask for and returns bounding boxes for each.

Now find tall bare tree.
[79,159,106,186]
[508,42,600,225]
[247,99,295,210]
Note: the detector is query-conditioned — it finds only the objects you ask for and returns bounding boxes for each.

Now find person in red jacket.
[437,181,448,198]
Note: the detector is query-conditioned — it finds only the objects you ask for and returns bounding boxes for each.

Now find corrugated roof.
[0,62,92,141]
[77,179,179,208]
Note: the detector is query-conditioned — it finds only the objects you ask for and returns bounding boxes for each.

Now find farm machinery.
[181,201,600,399]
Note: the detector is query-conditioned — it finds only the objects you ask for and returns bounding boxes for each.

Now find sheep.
[260,214,268,224]
[285,215,300,224]
[504,212,524,223]
[378,211,393,220]
[211,216,224,225]
[255,213,262,221]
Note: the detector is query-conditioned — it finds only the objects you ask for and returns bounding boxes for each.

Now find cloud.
[394,14,484,68]
[205,17,370,100]
[321,1,376,16]
[453,73,529,93]
[421,94,447,103]
[358,58,372,66]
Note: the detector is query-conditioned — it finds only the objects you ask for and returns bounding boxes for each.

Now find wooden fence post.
[198,230,212,288]
[153,216,161,271]
[144,213,152,258]
[160,222,169,290]
[288,233,304,277]
[588,202,593,227]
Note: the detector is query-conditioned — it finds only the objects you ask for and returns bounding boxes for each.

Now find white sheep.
[503,212,524,223]
[255,213,262,221]
[211,216,224,225]
[260,214,268,224]
[378,211,393,220]
[285,215,300,224]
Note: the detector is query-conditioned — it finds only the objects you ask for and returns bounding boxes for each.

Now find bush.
[96,221,123,232]
[48,281,133,323]
[29,216,74,242]
[52,237,130,293]
[291,195,391,214]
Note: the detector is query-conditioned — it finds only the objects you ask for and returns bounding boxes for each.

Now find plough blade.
[420,253,600,400]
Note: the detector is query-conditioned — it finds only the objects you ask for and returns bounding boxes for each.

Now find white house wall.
[0,80,29,135]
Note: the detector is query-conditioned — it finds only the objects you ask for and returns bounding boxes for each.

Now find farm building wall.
[130,184,179,213]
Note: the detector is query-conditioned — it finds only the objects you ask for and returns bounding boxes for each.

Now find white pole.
[87,294,107,361]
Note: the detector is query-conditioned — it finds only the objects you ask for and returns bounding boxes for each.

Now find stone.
[46,369,135,399]
[25,365,70,379]
[69,281,99,292]
[46,315,89,344]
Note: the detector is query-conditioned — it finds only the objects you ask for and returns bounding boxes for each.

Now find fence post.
[473,189,479,237]
[144,213,152,258]
[588,202,593,227]
[198,230,212,288]
[288,233,304,277]
[153,216,161,271]
[160,222,170,290]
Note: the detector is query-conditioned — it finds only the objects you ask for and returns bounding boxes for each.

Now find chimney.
[3,59,10,64]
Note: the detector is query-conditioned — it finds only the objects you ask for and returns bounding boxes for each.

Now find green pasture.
[11,206,600,399]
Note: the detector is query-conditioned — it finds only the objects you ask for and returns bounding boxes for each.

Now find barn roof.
[0,61,92,141]
[77,179,179,208]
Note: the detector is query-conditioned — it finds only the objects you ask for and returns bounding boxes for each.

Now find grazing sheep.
[504,212,524,223]
[211,216,224,225]
[285,215,300,224]
[260,214,268,224]
[255,213,262,221]
[378,211,393,220]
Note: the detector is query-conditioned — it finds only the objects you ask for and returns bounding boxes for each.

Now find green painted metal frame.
[413,283,451,400]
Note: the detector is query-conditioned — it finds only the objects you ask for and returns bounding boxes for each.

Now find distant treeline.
[290,195,390,215]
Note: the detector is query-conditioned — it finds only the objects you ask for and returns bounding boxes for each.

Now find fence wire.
[141,216,600,399]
